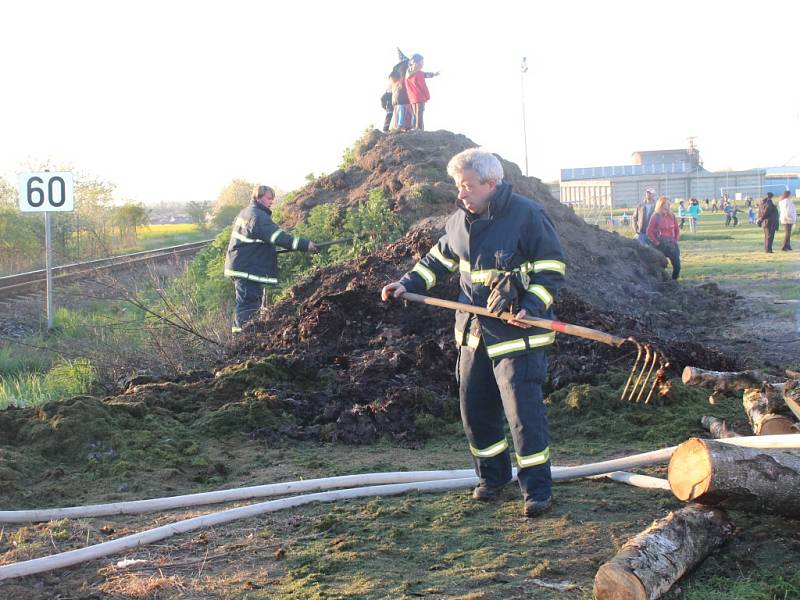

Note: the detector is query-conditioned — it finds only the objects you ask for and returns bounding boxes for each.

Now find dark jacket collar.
[252,199,272,216]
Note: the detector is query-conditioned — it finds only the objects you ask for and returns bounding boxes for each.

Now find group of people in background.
[381,49,439,133]
[676,198,702,233]
[628,187,798,279]
[757,191,796,253]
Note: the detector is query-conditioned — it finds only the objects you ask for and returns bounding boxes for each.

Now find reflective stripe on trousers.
[224,269,278,285]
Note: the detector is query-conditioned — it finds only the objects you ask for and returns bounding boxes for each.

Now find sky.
[2,0,799,205]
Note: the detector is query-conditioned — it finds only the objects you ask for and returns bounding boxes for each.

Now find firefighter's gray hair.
[252,185,275,200]
[446,148,504,184]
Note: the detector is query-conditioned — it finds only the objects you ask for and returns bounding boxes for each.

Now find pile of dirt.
[243,129,744,366]
[279,129,737,320]
[223,129,749,442]
[277,129,553,228]
[234,226,739,408]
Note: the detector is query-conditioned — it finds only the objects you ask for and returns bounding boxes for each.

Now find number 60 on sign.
[19,172,74,212]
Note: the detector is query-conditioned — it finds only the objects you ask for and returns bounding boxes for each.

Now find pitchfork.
[401,292,668,403]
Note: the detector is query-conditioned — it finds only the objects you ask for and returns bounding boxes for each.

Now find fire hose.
[1,435,798,581]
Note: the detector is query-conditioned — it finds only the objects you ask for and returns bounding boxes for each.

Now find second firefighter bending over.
[381,148,566,518]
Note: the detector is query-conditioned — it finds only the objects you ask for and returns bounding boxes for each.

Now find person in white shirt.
[778,190,797,251]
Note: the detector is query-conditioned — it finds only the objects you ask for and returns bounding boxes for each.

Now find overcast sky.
[2,0,799,205]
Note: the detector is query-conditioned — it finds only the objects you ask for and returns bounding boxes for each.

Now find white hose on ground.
[0,478,477,582]
[0,446,678,523]
[714,433,800,450]
[0,434,796,581]
[0,466,670,583]
[2,434,795,524]
[0,470,475,523]
[591,471,671,490]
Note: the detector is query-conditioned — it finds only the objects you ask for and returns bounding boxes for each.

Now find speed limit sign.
[19,172,74,212]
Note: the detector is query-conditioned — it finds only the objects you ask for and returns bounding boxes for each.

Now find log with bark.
[699,415,741,438]
[683,366,799,432]
[742,386,798,435]
[593,505,733,600]
[681,366,778,393]
[668,437,800,516]
[779,380,800,422]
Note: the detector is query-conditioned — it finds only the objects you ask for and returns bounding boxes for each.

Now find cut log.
[742,387,798,435]
[681,366,777,392]
[779,380,800,423]
[699,415,741,438]
[668,437,800,516]
[593,505,733,600]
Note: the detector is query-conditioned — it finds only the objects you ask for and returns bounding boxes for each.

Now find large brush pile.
[222,130,746,443]
[240,129,740,381]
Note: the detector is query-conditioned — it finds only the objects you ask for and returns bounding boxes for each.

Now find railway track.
[0,240,213,300]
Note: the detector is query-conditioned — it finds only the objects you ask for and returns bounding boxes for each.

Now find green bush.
[339,146,356,170]
[344,188,405,253]
[172,183,404,318]
[181,226,233,314]
[275,187,405,298]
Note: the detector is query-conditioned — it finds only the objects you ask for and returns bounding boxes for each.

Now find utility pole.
[520,57,529,177]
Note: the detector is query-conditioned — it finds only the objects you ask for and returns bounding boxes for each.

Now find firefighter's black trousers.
[232,278,264,332]
[457,342,552,502]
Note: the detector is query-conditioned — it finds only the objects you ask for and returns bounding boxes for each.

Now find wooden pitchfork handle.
[401,292,630,348]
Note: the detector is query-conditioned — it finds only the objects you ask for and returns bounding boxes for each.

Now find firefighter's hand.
[381,282,406,301]
[308,242,319,253]
[486,271,519,316]
[507,308,533,329]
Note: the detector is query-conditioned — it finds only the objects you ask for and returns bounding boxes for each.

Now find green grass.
[682,573,800,600]
[0,358,96,409]
[678,209,797,284]
[119,223,214,252]
[0,345,52,378]
[592,204,799,293]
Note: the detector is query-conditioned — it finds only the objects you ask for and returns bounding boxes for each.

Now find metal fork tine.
[644,356,668,404]
[628,345,652,402]
[620,340,643,401]
[636,348,659,403]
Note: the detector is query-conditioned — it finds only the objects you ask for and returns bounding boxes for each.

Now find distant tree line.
[0,171,279,276]
[0,175,155,275]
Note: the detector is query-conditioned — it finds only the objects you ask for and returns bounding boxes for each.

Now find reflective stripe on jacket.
[399,182,566,359]
[223,200,310,284]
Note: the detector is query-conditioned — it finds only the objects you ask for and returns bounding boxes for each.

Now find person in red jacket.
[405,53,439,131]
[646,196,681,280]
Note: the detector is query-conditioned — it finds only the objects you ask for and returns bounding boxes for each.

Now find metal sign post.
[18,172,75,330]
[44,211,54,328]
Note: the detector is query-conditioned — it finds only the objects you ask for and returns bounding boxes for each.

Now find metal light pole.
[520,57,529,177]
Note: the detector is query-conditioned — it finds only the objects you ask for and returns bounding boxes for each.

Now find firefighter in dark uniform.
[381,148,566,517]
[224,185,318,333]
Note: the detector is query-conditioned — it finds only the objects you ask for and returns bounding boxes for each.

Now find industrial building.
[552,142,800,210]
